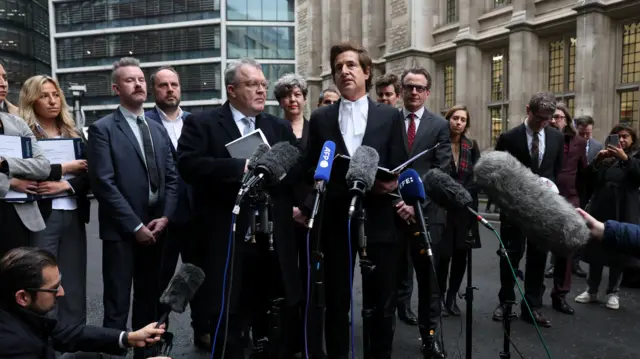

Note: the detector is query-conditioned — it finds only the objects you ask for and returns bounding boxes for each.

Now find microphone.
[474,150,590,256]
[346,146,379,218]
[156,263,206,328]
[398,169,433,257]
[422,168,494,231]
[242,142,301,191]
[241,143,270,185]
[308,141,336,229]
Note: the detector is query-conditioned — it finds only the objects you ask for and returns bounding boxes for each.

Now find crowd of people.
[0,38,639,359]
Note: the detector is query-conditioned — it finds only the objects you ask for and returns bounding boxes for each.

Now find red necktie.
[407,113,416,152]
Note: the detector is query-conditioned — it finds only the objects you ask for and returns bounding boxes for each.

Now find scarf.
[456,136,474,182]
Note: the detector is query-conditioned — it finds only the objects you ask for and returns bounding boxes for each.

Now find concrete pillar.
[411,0,434,48]
[454,41,485,146]
[362,0,386,59]
[573,1,616,134]
[341,0,362,44]
[455,0,481,40]
[386,0,411,54]
[507,25,541,123]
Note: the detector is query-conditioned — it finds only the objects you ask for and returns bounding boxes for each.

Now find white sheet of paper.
[38,139,78,199]
[0,135,24,158]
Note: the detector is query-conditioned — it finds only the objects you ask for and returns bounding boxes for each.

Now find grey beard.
[158,100,180,112]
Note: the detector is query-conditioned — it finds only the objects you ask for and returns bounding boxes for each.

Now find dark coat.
[0,305,124,359]
[582,150,640,268]
[177,102,300,308]
[442,137,481,255]
[556,134,588,208]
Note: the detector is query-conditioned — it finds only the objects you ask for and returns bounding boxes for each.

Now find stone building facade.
[296,0,640,149]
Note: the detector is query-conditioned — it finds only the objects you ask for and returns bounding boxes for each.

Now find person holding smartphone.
[575,123,640,310]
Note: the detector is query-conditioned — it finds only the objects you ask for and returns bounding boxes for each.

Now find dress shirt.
[229,103,256,135]
[402,106,425,132]
[586,138,590,158]
[524,119,545,167]
[339,95,369,156]
[119,106,158,212]
[157,106,184,149]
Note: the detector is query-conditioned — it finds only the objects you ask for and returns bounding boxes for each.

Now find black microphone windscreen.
[346,146,379,191]
[159,263,205,313]
[423,168,473,210]
[254,142,301,184]
[248,143,271,170]
[474,151,589,255]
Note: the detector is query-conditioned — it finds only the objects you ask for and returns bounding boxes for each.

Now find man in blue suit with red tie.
[144,66,211,349]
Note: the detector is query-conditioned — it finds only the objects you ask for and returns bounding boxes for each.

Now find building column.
[362,0,386,59]
[296,0,324,113]
[454,41,485,146]
[507,25,541,123]
[341,0,362,44]
[573,1,616,132]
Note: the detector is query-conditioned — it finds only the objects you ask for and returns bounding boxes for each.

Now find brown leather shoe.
[521,309,551,327]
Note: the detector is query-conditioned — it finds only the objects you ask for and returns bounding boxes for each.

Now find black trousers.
[211,240,298,359]
[436,248,468,298]
[406,223,443,340]
[159,221,210,334]
[497,223,547,309]
[0,201,34,258]
[102,235,165,359]
[396,232,415,308]
[323,235,402,359]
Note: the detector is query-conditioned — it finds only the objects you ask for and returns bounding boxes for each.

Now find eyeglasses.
[402,84,428,93]
[552,114,566,120]
[26,274,62,294]
[240,81,269,91]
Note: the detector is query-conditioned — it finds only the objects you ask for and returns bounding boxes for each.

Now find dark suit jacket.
[557,134,587,207]
[305,98,407,244]
[400,108,452,225]
[495,123,564,228]
[0,306,124,359]
[586,138,604,164]
[145,107,194,224]
[177,102,300,307]
[87,109,179,241]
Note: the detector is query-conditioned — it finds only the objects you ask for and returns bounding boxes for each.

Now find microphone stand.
[498,249,514,359]
[250,189,284,359]
[461,242,477,359]
[357,202,375,359]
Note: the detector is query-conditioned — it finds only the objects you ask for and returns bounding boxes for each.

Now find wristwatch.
[0,157,8,175]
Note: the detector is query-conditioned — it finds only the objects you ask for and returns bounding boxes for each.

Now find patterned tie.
[407,113,416,152]
[531,131,540,173]
[137,116,160,193]
[241,117,254,136]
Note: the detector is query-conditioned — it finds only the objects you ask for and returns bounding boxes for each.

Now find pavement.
[84,200,640,359]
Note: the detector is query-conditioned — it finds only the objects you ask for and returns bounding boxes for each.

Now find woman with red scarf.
[436,105,481,316]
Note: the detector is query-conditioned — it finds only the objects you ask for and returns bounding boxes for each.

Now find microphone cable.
[211,212,237,359]
[347,218,356,359]
[302,216,315,359]
[489,227,552,359]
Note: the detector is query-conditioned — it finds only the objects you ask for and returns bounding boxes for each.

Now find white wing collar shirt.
[339,95,369,156]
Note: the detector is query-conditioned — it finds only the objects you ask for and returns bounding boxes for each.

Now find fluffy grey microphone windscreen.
[159,263,206,313]
[248,143,271,170]
[423,168,473,210]
[346,146,380,191]
[474,151,590,256]
[254,142,301,184]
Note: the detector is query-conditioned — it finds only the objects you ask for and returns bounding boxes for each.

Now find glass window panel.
[265,105,284,118]
[56,26,221,68]
[565,97,575,117]
[444,64,454,109]
[490,107,508,147]
[619,90,639,127]
[493,0,511,8]
[247,0,261,20]
[446,0,457,24]
[569,38,576,92]
[227,0,245,20]
[55,0,220,32]
[262,64,295,100]
[622,22,640,85]
[58,63,222,106]
[491,52,505,102]
[278,0,294,21]
[227,26,295,60]
[548,40,564,93]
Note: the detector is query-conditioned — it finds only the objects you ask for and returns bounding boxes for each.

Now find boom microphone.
[241,143,270,184]
[398,169,432,256]
[243,142,301,191]
[422,168,494,230]
[474,151,590,255]
[156,263,206,327]
[346,146,379,218]
[308,141,336,228]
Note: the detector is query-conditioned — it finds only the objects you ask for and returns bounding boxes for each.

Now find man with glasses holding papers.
[0,106,50,257]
